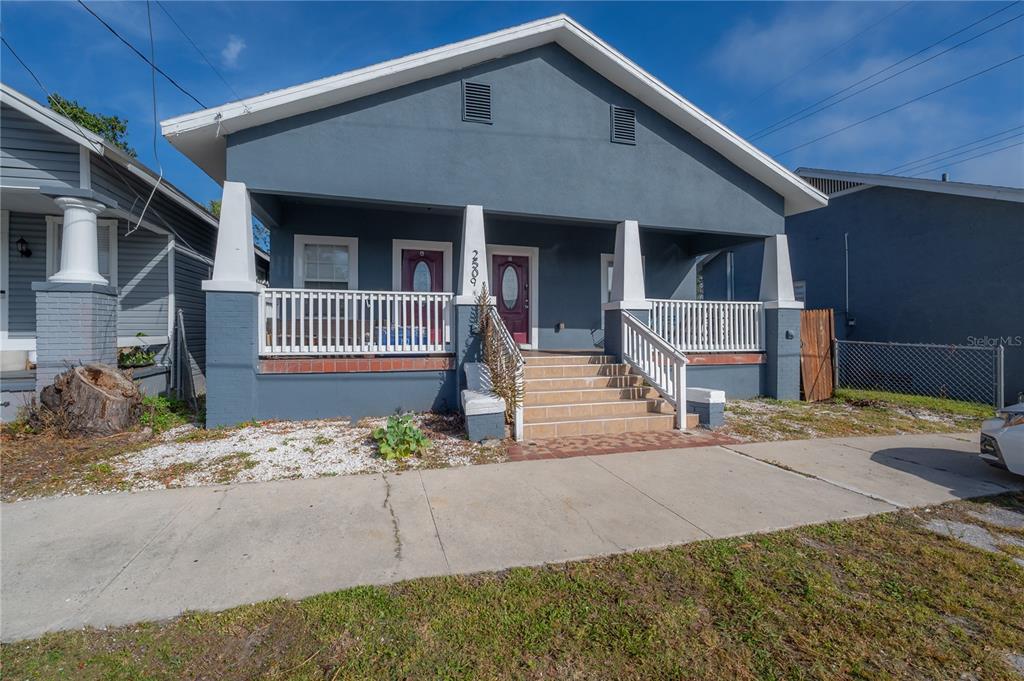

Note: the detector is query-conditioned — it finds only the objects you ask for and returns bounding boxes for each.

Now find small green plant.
[118,333,157,368]
[312,435,334,446]
[372,415,431,461]
[139,395,192,433]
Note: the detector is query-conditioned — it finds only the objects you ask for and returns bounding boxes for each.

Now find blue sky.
[3,1,1022,211]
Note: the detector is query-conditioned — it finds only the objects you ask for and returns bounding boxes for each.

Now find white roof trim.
[160,15,828,216]
[1,83,220,229]
[798,167,1024,204]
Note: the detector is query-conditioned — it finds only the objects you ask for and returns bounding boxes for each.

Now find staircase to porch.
[521,353,699,440]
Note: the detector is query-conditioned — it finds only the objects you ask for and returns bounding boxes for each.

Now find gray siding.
[0,104,79,188]
[174,252,211,371]
[228,44,784,236]
[117,221,169,338]
[90,156,216,258]
[5,212,47,335]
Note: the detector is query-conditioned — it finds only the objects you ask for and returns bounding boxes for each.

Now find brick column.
[204,291,259,427]
[202,181,263,427]
[32,282,118,392]
[759,235,803,400]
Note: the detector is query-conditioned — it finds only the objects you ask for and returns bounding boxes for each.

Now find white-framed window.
[793,279,807,303]
[45,216,118,282]
[293,234,358,290]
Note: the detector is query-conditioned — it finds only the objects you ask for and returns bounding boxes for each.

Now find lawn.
[4,494,1022,680]
[722,388,995,442]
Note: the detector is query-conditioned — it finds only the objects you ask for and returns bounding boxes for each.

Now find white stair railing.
[648,299,764,352]
[621,310,689,430]
[486,306,525,440]
[260,289,453,356]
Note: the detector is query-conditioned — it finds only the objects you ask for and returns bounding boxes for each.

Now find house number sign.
[470,249,480,286]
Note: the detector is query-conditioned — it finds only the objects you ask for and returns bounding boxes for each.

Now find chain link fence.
[835,340,1005,407]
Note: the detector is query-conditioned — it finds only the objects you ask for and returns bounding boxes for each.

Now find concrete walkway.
[2,432,1021,641]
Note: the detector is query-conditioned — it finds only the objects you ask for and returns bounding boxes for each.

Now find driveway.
[2,432,1021,641]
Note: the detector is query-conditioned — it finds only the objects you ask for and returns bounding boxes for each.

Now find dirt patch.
[3,413,507,501]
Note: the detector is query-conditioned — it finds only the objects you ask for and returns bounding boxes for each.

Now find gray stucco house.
[703,168,1024,406]
[0,83,268,421]
[161,15,826,436]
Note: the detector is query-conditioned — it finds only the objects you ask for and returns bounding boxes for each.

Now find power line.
[750,2,1023,140]
[774,52,1024,157]
[884,126,1024,174]
[76,0,206,109]
[1,34,203,253]
[127,0,164,236]
[154,0,244,102]
[742,2,912,107]
[908,140,1024,178]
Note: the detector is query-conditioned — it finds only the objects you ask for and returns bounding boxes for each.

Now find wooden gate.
[800,308,835,401]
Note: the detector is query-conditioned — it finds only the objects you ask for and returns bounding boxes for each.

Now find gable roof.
[160,14,827,217]
[1,82,220,229]
[797,167,1024,204]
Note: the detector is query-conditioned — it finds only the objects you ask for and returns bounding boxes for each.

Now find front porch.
[203,186,802,434]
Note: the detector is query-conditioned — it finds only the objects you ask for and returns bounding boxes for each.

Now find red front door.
[492,254,529,344]
[401,249,444,292]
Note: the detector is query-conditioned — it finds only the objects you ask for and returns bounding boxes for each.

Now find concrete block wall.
[32,282,118,391]
[764,307,801,400]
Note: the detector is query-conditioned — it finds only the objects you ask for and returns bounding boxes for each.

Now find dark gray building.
[703,168,1024,406]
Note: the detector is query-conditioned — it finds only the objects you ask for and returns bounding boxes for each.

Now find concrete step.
[523,398,670,423]
[524,363,632,380]
[523,386,659,406]
[523,375,646,391]
[523,413,677,439]
[523,354,616,367]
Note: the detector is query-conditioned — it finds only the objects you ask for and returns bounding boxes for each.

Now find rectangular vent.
[610,105,636,145]
[462,81,492,124]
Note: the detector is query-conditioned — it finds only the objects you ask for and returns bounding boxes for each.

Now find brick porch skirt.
[507,430,740,462]
[260,356,454,374]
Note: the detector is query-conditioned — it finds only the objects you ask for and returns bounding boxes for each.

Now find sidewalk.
[3,432,1021,641]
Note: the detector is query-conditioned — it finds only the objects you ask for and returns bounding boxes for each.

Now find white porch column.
[758,234,802,309]
[49,196,107,285]
[203,181,261,292]
[455,204,489,304]
[604,219,650,310]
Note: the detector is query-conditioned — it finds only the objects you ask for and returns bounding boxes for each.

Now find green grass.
[835,388,995,420]
[4,495,1022,680]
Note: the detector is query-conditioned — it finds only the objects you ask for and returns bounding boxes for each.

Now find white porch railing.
[648,299,764,352]
[620,310,689,430]
[487,306,525,441]
[260,289,453,356]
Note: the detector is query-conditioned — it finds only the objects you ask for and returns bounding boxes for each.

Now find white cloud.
[221,35,246,68]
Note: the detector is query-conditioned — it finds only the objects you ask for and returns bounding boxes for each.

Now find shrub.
[139,395,192,433]
[372,415,431,460]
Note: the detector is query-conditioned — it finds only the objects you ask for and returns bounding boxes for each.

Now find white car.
[980,402,1024,476]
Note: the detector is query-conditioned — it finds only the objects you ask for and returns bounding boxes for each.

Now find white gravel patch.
[113,414,487,490]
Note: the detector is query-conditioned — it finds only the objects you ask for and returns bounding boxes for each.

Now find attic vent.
[610,105,636,145]
[462,81,491,123]
[803,176,866,197]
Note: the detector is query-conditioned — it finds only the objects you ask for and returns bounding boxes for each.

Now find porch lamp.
[15,237,31,258]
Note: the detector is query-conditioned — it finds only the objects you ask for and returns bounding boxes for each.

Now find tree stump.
[39,364,143,435]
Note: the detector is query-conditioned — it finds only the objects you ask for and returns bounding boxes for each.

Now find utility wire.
[127,0,164,235]
[742,1,912,107]
[76,0,206,108]
[774,52,1024,157]
[750,3,1023,140]
[908,140,1024,178]
[154,0,244,102]
[1,34,203,253]
[883,124,1024,173]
